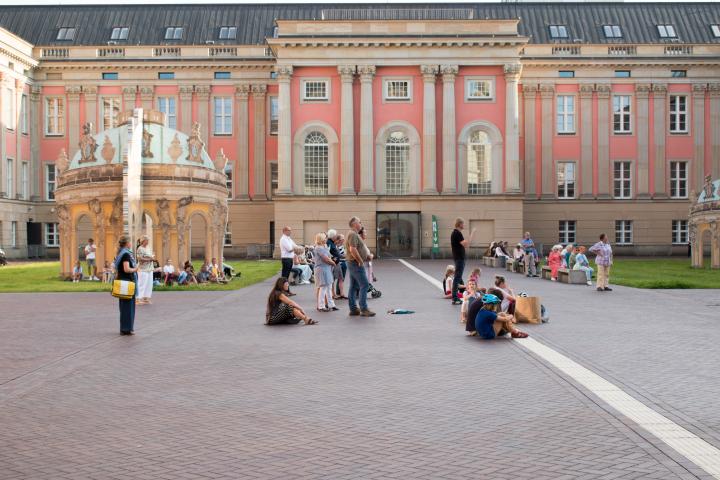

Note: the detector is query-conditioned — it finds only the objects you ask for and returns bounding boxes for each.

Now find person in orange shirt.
[548,245,563,281]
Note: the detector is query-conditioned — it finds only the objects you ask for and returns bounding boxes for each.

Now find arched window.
[467,131,491,195]
[385,131,410,195]
[303,132,328,195]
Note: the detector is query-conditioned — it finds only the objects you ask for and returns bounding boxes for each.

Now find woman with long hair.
[115,235,139,335]
[266,277,317,325]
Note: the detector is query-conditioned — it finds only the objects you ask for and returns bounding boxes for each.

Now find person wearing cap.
[473,293,528,340]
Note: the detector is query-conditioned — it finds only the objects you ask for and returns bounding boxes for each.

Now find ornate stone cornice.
[522,84,537,97]
[539,83,555,98]
[358,65,376,80]
[194,85,211,100]
[503,63,522,79]
[121,85,137,97]
[440,64,459,81]
[65,85,82,100]
[708,83,720,98]
[579,84,594,98]
[692,83,707,97]
[139,86,154,99]
[420,64,438,82]
[83,85,98,102]
[235,84,250,99]
[595,84,611,99]
[251,84,267,98]
[275,65,293,81]
[179,85,194,100]
[338,65,355,81]
[651,83,667,96]
[635,83,651,99]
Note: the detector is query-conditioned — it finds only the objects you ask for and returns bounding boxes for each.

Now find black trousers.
[281,258,294,280]
[119,296,135,333]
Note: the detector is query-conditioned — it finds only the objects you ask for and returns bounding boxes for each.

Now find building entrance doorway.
[376,212,420,258]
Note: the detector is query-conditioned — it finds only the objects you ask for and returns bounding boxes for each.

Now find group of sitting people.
[546,244,595,284]
[160,257,230,286]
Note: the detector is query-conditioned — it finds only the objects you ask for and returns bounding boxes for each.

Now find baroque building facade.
[0,3,719,259]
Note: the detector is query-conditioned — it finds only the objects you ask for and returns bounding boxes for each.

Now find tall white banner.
[123,108,144,248]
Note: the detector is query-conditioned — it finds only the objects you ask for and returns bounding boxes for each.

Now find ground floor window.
[672,220,688,245]
[224,223,232,246]
[11,221,17,248]
[615,220,633,245]
[559,220,576,244]
[45,223,59,247]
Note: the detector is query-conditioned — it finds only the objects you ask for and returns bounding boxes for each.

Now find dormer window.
[111,27,129,40]
[549,25,568,39]
[219,26,237,40]
[56,27,76,41]
[165,27,184,40]
[603,25,622,38]
[657,24,677,38]
[711,25,720,38]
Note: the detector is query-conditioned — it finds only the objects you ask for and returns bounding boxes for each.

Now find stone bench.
[482,256,494,267]
[541,265,552,280]
[507,260,526,274]
[492,257,506,269]
[558,268,588,284]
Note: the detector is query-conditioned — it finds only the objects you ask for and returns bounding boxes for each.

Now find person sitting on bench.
[572,246,594,286]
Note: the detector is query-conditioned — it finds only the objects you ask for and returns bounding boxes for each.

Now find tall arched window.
[467,131,491,195]
[385,131,410,195]
[303,132,328,195]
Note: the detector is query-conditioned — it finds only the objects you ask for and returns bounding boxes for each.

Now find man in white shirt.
[279,226,299,296]
[84,238,99,280]
[162,258,177,285]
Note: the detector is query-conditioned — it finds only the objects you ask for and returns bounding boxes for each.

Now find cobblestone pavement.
[1,260,718,479]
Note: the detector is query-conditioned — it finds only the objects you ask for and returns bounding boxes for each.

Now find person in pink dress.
[548,245,563,281]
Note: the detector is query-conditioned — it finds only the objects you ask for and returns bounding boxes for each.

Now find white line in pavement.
[399,258,720,479]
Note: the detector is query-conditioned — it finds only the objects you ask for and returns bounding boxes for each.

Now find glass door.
[376,212,420,258]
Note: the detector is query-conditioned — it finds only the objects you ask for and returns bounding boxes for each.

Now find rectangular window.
[549,25,568,38]
[214,72,231,80]
[102,72,118,80]
[157,97,177,130]
[614,70,631,78]
[101,97,121,130]
[269,96,278,135]
[613,95,632,134]
[672,220,688,245]
[302,80,329,101]
[111,27,129,40]
[669,95,688,133]
[45,97,64,136]
[224,223,232,246]
[558,70,575,78]
[670,161,688,198]
[21,162,28,200]
[384,80,410,101]
[712,25,720,38]
[46,164,56,200]
[56,27,75,41]
[225,163,233,198]
[613,161,632,198]
[466,79,492,100]
[158,72,175,80]
[603,25,623,38]
[557,162,576,199]
[657,25,677,38]
[559,220,576,244]
[671,70,687,78]
[45,223,59,247]
[556,95,575,134]
[6,88,15,130]
[270,162,278,196]
[165,27,183,40]
[219,26,237,40]
[11,221,17,248]
[20,94,27,134]
[213,97,232,135]
[6,158,13,198]
[615,220,633,245]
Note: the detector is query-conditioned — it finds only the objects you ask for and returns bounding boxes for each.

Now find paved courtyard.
[1,260,720,479]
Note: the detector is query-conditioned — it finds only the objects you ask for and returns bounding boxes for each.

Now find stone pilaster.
[596,84,611,198]
[29,85,40,200]
[276,65,293,195]
[523,84,537,198]
[421,65,438,194]
[652,84,668,198]
[692,84,707,192]
[139,86,154,111]
[121,85,136,112]
[539,84,554,198]
[14,80,23,194]
[338,65,356,194]
[83,85,97,132]
[709,83,720,180]
[178,85,193,134]
[358,65,376,194]
[579,84,594,198]
[235,84,250,199]
[504,64,522,193]
[0,74,5,197]
[65,85,82,159]
[252,84,267,199]
[441,64,458,194]
[636,84,651,199]
[195,85,211,142]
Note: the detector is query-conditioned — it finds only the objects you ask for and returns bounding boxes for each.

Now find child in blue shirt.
[474,293,529,340]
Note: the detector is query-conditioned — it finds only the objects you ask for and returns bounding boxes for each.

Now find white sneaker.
[586,281,592,286]
[92,276,100,281]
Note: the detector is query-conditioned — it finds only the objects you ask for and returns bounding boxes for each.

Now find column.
[276,65,293,195]
[692,84,706,192]
[579,84,594,198]
[523,85,537,198]
[0,74,5,197]
[710,83,720,180]
[195,85,211,142]
[252,84,267,199]
[420,65,438,194]
[121,85,136,113]
[66,85,82,159]
[441,65,458,194]
[235,84,250,199]
[339,65,356,194]
[596,84,611,198]
[539,84,554,198]
[139,86,154,111]
[30,85,40,200]
[636,84,651,198]
[15,80,23,199]
[179,85,193,134]
[504,64,522,193]
[652,84,668,198]
[358,65,376,194]
[83,85,97,133]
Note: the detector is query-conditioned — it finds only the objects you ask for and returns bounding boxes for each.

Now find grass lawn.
[610,258,719,289]
[0,260,280,293]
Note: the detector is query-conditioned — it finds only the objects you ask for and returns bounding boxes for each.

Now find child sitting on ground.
[102,261,114,283]
[443,265,455,298]
[474,293,528,340]
[548,245,563,281]
[72,261,83,282]
[460,279,482,324]
[468,267,482,288]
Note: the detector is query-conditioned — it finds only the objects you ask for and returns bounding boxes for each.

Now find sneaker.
[349,308,361,316]
[451,299,462,305]
[586,281,592,286]
[596,287,604,292]
[92,276,100,281]
[360,309,376,317]
[604,287,613,291]
[551,278,557,282]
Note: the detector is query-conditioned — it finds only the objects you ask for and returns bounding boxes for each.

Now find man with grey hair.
[346,216,375,316]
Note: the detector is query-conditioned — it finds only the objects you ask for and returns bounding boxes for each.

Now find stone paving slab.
[0,260,714,479]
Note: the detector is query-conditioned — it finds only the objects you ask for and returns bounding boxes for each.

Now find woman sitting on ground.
[493,275,516,315]
[461,279,483,324]
[572,246,595,286]
[443,265,455,298]
[266,277,317,325]
[548,245,563,281]
[473,293,528,340]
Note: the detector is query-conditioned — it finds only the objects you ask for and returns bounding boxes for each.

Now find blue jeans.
[348,261,369,311]
[452,258,465,300]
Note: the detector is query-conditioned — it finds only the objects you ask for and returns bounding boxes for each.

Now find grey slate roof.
[0,3,719,47]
